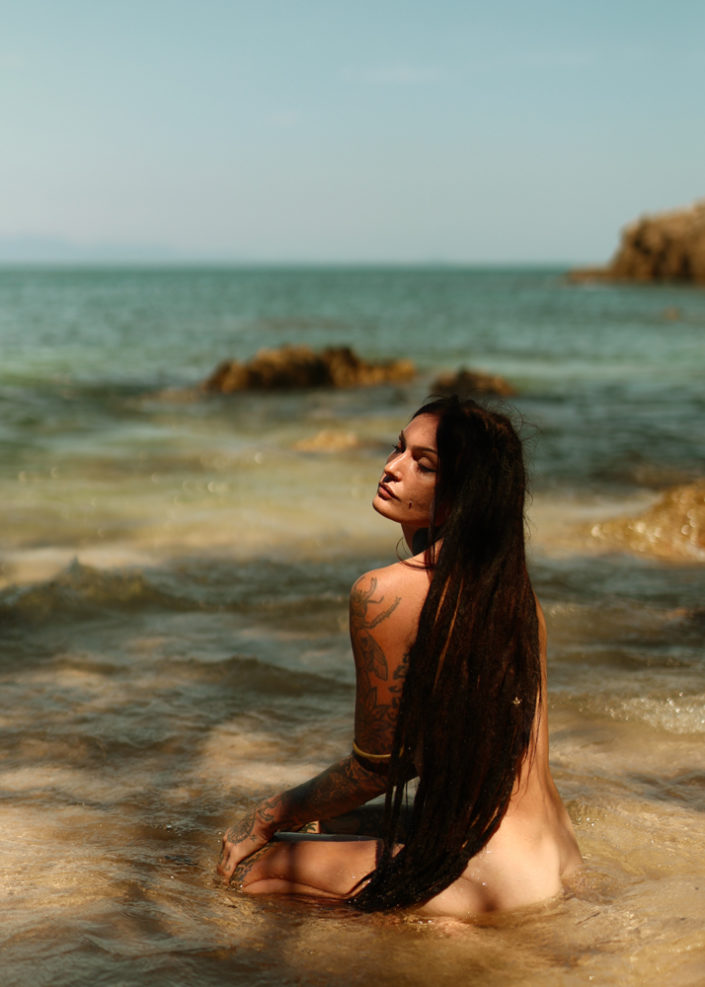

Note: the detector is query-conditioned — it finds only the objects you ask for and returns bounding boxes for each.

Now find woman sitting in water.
[217,396,582,916]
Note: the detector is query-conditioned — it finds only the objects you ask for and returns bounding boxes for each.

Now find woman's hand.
[217,804,276,884]
[215,755,390,885]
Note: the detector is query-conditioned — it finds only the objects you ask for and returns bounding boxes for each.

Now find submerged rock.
[204,345,415,392]
[589,481,705,562]
[293,430,360,453]
[431,367,516,398]
[570,199,705,284]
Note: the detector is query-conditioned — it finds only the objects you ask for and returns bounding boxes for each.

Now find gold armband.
[352,740,392,762]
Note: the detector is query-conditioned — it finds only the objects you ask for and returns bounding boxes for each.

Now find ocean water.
[1,266,704,986]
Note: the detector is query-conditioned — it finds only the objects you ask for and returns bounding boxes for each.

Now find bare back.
[350,551,582,916]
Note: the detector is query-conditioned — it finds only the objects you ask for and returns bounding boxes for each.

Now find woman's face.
[372,413,439,537]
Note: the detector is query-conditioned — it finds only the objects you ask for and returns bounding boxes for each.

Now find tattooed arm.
[217,754,389,882]
[349,569,412,761]
[217,567,415,883]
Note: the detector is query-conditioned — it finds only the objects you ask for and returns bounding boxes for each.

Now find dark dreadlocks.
[351,396,541,912]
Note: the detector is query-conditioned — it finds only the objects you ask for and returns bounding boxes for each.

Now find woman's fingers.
[216,820,270,883]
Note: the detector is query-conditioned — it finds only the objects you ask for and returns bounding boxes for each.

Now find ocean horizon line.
[0,258,579,272]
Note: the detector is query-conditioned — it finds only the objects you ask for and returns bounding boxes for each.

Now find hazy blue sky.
[2,0,703,263]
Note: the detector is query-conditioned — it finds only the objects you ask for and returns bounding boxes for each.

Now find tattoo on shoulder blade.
[350,577,401,682]
[351,577,409,754]
[351,577,400,629]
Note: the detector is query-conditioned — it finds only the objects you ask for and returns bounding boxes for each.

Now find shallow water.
[1,267,704,984]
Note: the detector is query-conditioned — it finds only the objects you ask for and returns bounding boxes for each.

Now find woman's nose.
[384,451,404,478]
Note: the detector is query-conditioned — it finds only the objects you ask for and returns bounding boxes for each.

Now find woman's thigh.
[239,837,491,917]
[238,834,380,900]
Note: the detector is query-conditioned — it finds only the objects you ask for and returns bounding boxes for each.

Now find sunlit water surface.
[1,267,704,985]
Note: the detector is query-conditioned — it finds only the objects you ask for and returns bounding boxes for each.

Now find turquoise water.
[1,267,704,985]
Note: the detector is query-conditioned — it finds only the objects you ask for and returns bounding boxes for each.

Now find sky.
[2,0,704,264]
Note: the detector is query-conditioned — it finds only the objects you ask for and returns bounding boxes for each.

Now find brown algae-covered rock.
[589,481,705,562]
[204,345,415,392]
[571,199,705,284]
[293,430,360,453]
[431,367,516,398]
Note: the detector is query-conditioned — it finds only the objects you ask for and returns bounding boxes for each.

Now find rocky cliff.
[571,199,705,284]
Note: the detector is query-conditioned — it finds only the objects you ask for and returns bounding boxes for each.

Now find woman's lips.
[377,482,398,500]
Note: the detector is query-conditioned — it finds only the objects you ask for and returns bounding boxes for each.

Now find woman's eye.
[418,462,436,474]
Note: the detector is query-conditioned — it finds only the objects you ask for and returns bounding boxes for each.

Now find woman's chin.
[372,495,397,521]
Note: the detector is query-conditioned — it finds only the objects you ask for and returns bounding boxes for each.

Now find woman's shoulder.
[349,559,429,657]
[350,556,432,628]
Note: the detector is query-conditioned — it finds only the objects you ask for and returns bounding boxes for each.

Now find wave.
[610,692,705,735]
[0,556,351,624]
[588,481,705,562]
[202,652,350,701]
[0,559,198,621]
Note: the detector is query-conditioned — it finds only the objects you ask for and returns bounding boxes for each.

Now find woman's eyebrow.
[406,438,438,456]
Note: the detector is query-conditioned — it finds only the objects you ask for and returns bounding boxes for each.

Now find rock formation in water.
[431,367,516,398]
[204,345,416,392]
[293,430,360,452]
[570,199,705,284]
[589,480,705,562]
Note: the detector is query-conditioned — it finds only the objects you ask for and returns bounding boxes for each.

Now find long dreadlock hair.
[350,396,541,912]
